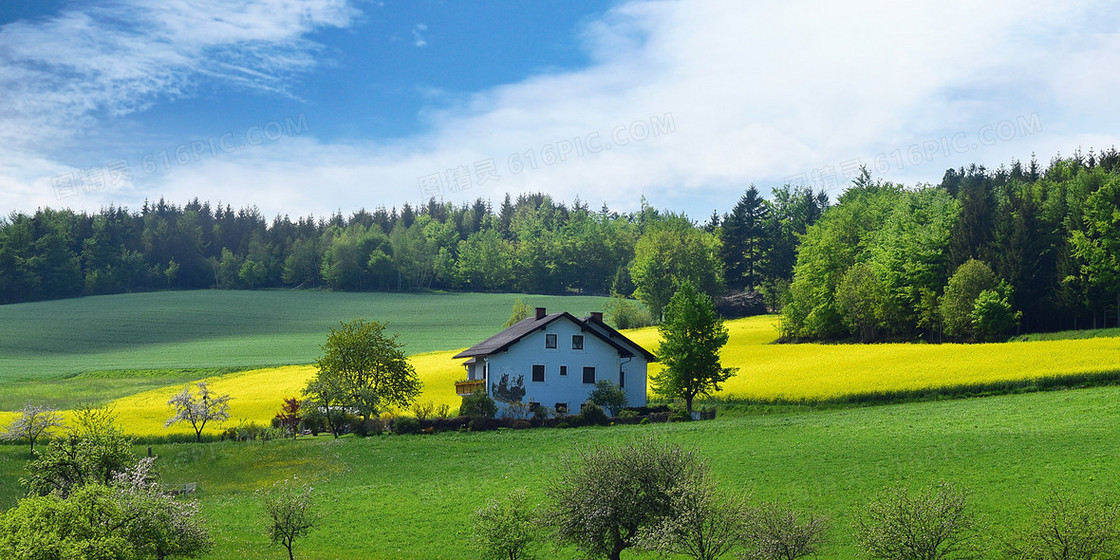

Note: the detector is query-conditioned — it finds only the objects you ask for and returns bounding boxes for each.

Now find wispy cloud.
[412,23,428,48]
[3,0,1120,218]
[0,0,355,155]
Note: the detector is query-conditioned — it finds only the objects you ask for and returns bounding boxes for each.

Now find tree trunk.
[685,395,694,413]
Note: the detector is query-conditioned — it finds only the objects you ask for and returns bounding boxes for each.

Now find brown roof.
[452,312,656,361]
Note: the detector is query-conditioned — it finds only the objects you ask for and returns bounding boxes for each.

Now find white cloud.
[412,23,428,48]
[3,0,1120,218]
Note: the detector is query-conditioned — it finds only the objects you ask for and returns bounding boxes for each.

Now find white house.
[453,307,656,414]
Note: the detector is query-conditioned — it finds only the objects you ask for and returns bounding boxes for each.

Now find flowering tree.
[165,382,231,442]
[1,403,63,454]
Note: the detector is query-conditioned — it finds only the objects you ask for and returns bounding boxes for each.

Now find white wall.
[481,317,647,413]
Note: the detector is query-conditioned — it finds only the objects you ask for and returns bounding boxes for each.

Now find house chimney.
[590,312,604,323]
[535,307,547,320]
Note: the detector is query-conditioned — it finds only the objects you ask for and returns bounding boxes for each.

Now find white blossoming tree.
[165,382,231,442]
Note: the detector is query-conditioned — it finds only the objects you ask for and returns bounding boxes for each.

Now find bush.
[350,417,383,437]
[639,417,650,425]
[513,420,532,430]
[855,482,984,560]
[460,392,498,419]
[605,295,656,329]
[392,417,421,435]
[1005,487,1120,560]
[669,409,693,422]
[573,403,610,427]
[588,380,628,417]
[555,422,571,429]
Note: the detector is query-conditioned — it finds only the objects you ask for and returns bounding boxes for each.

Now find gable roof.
[452,312,656,361]
[581,314,658,362]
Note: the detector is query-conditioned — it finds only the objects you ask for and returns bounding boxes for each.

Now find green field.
[0,290,610,383]
[3,384,1117,559]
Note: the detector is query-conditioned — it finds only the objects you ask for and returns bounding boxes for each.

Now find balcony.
[455,379,486,397]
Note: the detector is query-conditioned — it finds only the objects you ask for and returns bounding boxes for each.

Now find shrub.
[555,422,571,429]
[573,403,610,427]
[669,409,693,422]
[460,392,498,419]
[605,295,656,329]
[435,403,452,418]
[392,417,421,435]
[1005,487,1120,560]
[472,488,539,560]
[855,482,984,560]
[741,500,830,560]
[513,420,532,430]
[639,417,650,425]
[588,380,628,417]
[351,417,383,437]
[411,401,435,421]
[503,401,531,420]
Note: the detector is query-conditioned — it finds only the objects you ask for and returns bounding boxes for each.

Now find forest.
[2,148,1120,342]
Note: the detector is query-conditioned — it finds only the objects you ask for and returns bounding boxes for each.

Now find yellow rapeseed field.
[633,315,1120,401]
[6,316,1118,436]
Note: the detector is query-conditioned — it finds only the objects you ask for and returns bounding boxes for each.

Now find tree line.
[6,148,1120,342]
[0,188,828,323]
[783,148,1120,342]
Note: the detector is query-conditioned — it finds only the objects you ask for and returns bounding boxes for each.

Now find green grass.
[1014,326,1120,342]
[4,385,1115,559]
[0,368,250,411]
[0,290,611,382]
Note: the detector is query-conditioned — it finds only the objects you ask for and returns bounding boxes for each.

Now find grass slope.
[3,385,1115,559]
[0,290,611,382]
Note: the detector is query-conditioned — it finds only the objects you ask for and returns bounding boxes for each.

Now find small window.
[582,366,595,384]
[545,334,557,349]
[532,364,545,383]
[572,335,584,350]
[555,402,568,414]
[528,401,540,412]
[619,370,625,388]
[559,365,568,376]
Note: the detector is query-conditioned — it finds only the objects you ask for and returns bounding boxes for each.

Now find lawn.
[3,384,1115,559]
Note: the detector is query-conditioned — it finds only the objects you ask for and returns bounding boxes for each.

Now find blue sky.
[1,0,1118,220]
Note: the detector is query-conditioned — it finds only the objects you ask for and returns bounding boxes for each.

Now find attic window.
[572,335,584,350]
[545,334,557,349]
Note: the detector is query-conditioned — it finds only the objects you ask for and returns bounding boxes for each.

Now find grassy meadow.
[0,290,612,382]
[3,384,1118,559]
[4,293,1120,435]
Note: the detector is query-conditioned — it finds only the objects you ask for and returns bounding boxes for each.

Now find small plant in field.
[165,382,232,442]
[260,478,320,560]
[435,403,452,418]
[472,488,540,560]
[855,482,984,560]
[1005,487,1120,560]
[741,500,830,560]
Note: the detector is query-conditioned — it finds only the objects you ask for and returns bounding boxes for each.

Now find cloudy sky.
[1,0,1118,220]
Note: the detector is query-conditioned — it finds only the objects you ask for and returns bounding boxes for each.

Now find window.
[619,370,625,388]
[572,335,584,350]
[559,365,568,376]
[532,364,545,383]
[545,334,557,349]
[528,401,540,412]
[555,402,568,414]
[582,366,595,384]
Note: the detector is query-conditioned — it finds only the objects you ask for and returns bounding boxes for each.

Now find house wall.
[481,317,647,413]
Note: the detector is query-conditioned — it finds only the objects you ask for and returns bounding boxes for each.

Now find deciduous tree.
[472,488,540,560]
[260,478,320,560]
[653,281,736,412]
[309,319,422,421]
[165,382,232,442]
[855,482,984,560]
[544,436,707,560]
[1,403,62,454]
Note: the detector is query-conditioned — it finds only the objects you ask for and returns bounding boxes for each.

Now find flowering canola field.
[6,315,1118,436]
